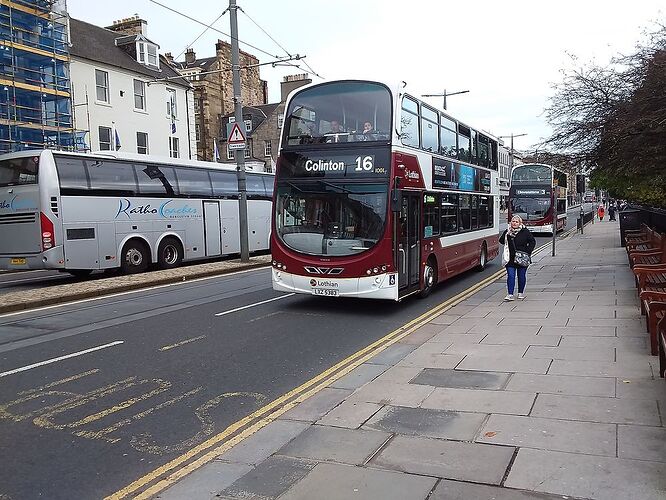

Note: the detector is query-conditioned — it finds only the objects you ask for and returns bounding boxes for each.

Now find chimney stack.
[106,15,147,36]
[164,52,174,65]
[281,73,312,101]
[185,48,196,65]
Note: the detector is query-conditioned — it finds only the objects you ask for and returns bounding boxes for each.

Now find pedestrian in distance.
[598,204,605,221]
[608,202,616,221]
[499,215,536,301]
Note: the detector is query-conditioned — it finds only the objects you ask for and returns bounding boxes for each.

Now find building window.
[95,69,109,103]
[229,117,235,123]
[137,42,159,69]
[169,137,179,158]
[194,98,200,114]
[227,145,234,160]
[195,124,200,142]
[137,132,148,154]
[244,142,251,159]
[166,88,177,118]
[277,113,284,128]
[264,140,272,157]
[133,79,146,110]
[99,126,112,150]
[244,119,252,132]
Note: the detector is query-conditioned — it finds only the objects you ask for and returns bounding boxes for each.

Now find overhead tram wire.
[147,0,315,76]
[238,6,324,79]
[175,8,229,60]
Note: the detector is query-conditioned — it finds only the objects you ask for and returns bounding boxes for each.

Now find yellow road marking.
[158,335,207,352]
[17,369,100,395]
[106,264,508,499]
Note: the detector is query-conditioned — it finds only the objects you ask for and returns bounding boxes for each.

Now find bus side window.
[87,160,137,196]
[210,170,238,198]
[55,157,89,194]
[174,167,213,198]
[135,164,179,197]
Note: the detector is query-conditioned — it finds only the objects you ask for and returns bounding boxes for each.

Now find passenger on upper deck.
[362,121,375,141]
[325,120,347,143]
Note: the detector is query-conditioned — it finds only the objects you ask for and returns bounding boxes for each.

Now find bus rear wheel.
[158,237,183,270]
[419,257,437,298]
[121,240,149,274]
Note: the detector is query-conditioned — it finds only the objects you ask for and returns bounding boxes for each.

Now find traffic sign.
[227,122,246,150]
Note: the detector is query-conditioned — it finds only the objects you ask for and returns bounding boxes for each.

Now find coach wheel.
[158,237,183,270]
[476,243,488,272]
[121,240,149,274]
[419,257,437,298]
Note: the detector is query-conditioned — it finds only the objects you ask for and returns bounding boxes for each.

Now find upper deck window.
[283,82,392,146]
[511,165,552,184]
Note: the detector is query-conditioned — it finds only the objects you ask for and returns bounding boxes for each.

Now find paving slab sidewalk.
[0,255,271,314]
[158,221,665,500]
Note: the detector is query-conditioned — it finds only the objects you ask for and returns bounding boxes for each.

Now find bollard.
[579,206,584,234]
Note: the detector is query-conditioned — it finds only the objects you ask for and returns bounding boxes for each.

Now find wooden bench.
[638,292,666,355]
[658,314,666,378]
[634,264,666,298]
[626,227,664,266]
[624,223,651,247]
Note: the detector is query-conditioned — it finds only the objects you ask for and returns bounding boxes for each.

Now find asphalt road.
[0,206,593,499]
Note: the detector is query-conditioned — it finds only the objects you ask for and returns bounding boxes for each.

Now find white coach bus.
[0,150,273,275]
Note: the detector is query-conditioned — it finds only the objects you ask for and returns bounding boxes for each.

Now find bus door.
[203,201,222,256]
[398,192,420,290]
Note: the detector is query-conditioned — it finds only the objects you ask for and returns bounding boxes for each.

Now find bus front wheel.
[158,237,183,270]
[121,240,149,274]
[419,257,437,298]
[476,243,488,271]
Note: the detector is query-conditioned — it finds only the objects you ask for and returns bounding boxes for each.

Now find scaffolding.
[0,0,79,153]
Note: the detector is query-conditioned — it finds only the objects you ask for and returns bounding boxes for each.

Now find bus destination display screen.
[279,149,390,179]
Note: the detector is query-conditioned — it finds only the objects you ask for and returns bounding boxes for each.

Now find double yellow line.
[107,267,509,498]
[109,232,575,498]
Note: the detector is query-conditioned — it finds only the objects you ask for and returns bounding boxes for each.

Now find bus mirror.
[391,189,402,212]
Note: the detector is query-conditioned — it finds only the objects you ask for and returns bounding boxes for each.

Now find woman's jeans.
[506,266,527,294]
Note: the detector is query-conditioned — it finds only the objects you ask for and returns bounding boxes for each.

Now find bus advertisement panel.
[271,79,500,301]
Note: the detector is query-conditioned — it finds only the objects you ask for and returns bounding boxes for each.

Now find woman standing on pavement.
[499,215,536,301]
[597,204,605,221]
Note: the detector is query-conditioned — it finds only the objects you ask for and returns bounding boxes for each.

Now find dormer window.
[137,41,159,69]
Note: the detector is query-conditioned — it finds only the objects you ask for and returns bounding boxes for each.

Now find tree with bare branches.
[542,24,666,207]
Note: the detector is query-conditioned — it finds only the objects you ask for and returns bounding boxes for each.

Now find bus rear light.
[366,269,372,275]
[381,265,387,272]
[373,267,379,273]
[40,212,55,252]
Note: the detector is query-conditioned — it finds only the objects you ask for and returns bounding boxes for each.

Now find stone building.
[218,74,312,172]
[171,41,267,162]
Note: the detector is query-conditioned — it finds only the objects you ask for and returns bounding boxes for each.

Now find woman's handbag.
[514,250,532,267]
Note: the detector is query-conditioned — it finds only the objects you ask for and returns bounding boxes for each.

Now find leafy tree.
[541,24,666,207]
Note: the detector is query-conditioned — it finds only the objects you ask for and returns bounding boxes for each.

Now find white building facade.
[69,18,196,159]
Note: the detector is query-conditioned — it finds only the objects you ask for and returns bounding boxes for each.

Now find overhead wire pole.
[229,0,249,262]
[421,89,469,110]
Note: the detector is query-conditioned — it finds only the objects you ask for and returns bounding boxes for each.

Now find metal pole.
[230,0,249,262]
[443,89,447,110]
[552,179,556,256]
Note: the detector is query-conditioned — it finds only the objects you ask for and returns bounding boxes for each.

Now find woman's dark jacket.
[499,227,536,268]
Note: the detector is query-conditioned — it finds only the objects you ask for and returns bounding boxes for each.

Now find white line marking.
[215,293,296,317]
[0,341,124,378]
[0,266,269,319]
[0,275,67,286]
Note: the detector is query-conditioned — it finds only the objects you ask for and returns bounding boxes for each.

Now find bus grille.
[50,197,59,217]
[0,212,37,224]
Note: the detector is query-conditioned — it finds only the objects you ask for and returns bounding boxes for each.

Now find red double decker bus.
[509,163,568,234]
[270,80,500,300]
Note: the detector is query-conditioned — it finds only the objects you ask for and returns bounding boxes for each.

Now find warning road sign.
[227,122,246,150]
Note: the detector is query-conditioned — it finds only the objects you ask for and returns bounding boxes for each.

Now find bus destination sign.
[280,150,390,178]
[432,158,491,193]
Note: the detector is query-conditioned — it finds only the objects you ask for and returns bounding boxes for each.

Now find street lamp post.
[421,89,470,110]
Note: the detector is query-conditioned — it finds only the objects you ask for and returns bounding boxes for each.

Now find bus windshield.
[275,180,388,256]
[283,82,392,146]
[511,165,551,185]
[510,197,550,220]
[0,156,39,187]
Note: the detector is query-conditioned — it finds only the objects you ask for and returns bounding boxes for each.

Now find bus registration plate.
[10,258,26,265]
[312,288,339,297]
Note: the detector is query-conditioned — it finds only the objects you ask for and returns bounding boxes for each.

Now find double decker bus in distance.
[271,79,500,301]
[0,150,273,275]
[509,163,567,234]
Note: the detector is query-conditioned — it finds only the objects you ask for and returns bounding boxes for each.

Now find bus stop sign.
[227,122,246,150]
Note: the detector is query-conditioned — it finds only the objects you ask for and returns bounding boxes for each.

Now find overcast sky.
[67,0,663,152]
